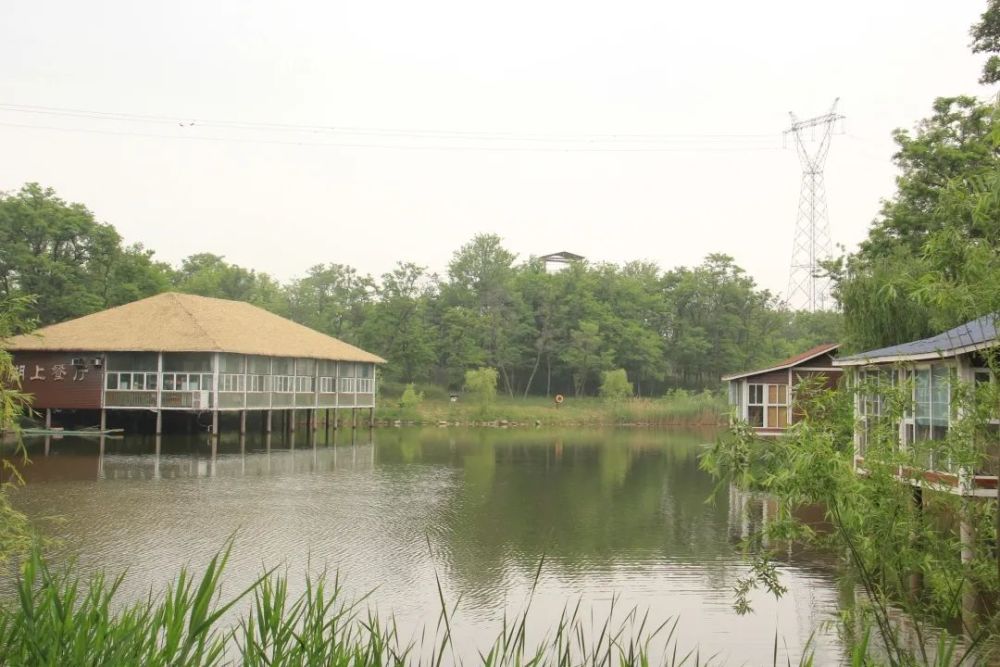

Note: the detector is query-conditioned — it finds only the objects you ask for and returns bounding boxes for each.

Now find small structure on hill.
[833,315,999,497]
[540,251,584,273]
[722,343,842,436]
[5,292,385,435]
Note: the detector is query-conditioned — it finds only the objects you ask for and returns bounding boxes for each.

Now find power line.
[0,102,780,146]
[0,119,788,153]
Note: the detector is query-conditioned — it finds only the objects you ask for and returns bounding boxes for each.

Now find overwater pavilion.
[5,292,385,435]
[722,343,842,437]
[833,315,1000,497]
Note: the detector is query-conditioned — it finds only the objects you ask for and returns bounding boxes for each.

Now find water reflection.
[7,427,843,664]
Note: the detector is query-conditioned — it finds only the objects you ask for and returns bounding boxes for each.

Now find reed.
[0,543,816,666]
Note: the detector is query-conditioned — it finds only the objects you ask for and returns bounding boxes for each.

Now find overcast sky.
[0,0,992,300]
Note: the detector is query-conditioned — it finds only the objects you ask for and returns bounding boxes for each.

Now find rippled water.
[8,427,846,663]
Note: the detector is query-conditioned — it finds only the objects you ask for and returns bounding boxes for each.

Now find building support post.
[155,409,163,435]
[45,408,51,430]
[908,485,924,597]
[961,499,980,635]
[240,410,247,435]
[352,407,357,429]
[266,410,272,433]
[289,409,296,433]
[212,410,219,438]
[369,407,374,429]
[100,409,107,432]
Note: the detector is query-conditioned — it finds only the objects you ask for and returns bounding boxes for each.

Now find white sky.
[0,0,991,298]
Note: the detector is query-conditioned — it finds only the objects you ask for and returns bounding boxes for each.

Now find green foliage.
[2,183,836,397]
[0,542,711,667]
[599,369,632,401]
[0,295,36,563]
[830,95,1000,350]
[703,371,1000,665]
[399,383,424,410]
[0,183,172,325]
[464,367,498,414]
[972,0,1000,84]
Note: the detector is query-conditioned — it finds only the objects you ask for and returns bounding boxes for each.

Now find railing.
[104,390,157,408]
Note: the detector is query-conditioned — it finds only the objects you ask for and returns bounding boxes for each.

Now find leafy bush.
[399,383,424,410]
[464,368,498,415]
[599,369,632,401]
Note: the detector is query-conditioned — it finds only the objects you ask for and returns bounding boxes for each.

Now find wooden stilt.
[100,409,107,432]
[961,500,980,635]
[369,407,374,428]
[156,410,163,435]
[240,410,247,435]
[289,409,296,433]
[45,408,52,430]
[212,410,219,437]
[352,407,357,429]
[266,410,272,433]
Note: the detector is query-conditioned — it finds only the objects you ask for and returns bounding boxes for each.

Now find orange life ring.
[554,394,565,404]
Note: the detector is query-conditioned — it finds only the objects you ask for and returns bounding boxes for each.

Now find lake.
[7,427,846,664]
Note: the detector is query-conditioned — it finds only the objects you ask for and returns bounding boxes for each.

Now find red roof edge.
[721,342,840,381]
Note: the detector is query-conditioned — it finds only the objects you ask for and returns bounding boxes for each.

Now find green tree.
[174,253,284,310]
[284,263,374,342]
[561,321,614,397]
[599,368,632,401]
[0,183,170,325]
[464,367,498,413]
[972,0,1000,84]
[444,235,528,396]
[0,295,36,561]
[830,96,1000,349]
[362,263,436,383]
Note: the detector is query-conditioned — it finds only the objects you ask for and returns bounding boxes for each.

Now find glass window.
[767,384,788,427]
[220,354,245,373]
[147,373,158,390]
[248,356,271,374]
[106,353,158,371]
[119,373,131,390]
[747,384,764,427]
[272,358,294,375]
[358,363,374,379]
[133,373,145,391]
[163,374,175,391]
[339,362,356,378]
[163,353,212,372]
[296,358,316,376]
[915,365,950,441]
[106,374,119,390]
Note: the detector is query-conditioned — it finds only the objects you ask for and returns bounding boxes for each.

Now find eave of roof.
[721,343,841,381]
[3,292,387,364]
[833,315,998,367]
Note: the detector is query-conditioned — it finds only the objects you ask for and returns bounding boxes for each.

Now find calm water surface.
[9,427,846,664]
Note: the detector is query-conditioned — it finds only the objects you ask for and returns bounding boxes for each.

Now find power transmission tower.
[784,99,843,311]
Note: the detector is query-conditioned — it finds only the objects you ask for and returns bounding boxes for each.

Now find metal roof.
[721,342,840,381]
[834,314,998,366]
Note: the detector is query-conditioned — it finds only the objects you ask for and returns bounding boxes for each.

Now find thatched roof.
[4,292,386,363]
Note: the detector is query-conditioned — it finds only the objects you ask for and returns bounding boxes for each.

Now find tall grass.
[376,392,726,427]
[0,543,813,666]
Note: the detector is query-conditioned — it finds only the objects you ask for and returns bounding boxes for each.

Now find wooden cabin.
[833,315,999,497]
[722,343,842,436]
[4,292,385,435]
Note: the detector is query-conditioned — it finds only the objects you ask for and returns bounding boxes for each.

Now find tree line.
[0,183,839,396]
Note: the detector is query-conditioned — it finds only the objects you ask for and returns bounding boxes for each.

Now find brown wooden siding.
[12,352,104,410]
[743,370,789,385]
